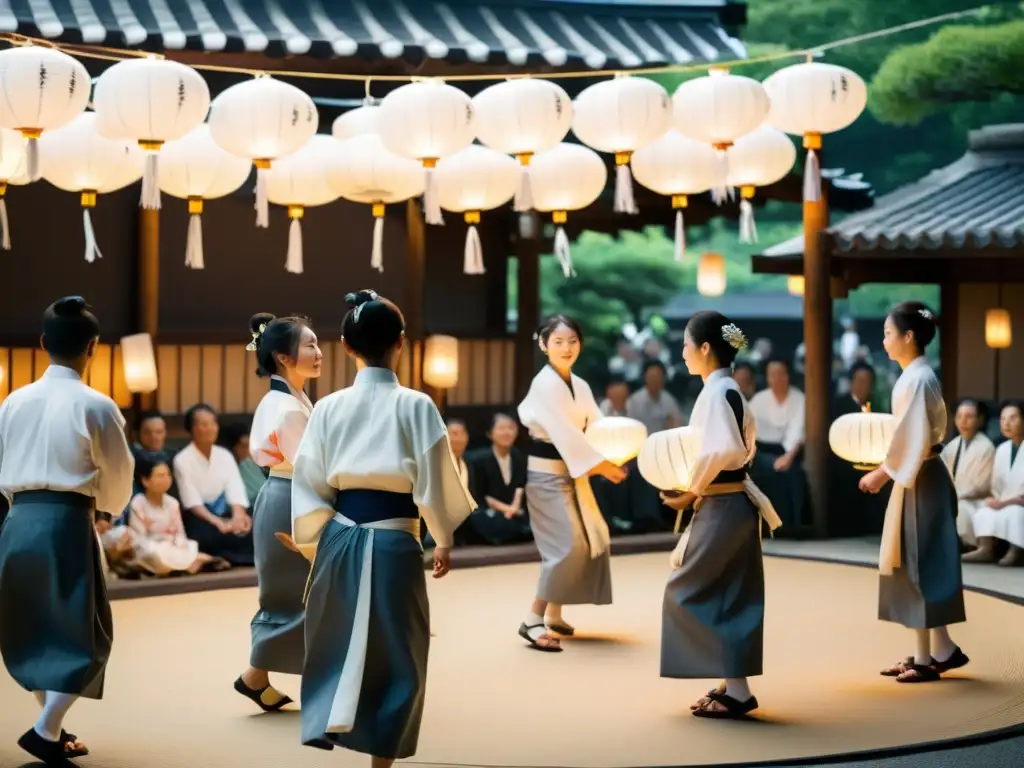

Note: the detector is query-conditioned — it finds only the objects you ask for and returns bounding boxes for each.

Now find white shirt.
[749,386,806,453]
[249,376,312,474]
[883,356,947,488]
[291,367,476,553]
[992,440,1024,503]
[941,432,995,501]
[0,365,134,514]
[173,442,249,511]
[494,448,512,486]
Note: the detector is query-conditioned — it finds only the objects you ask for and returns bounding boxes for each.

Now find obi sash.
[528,444,609,560]
[11,490,95,512]
[879,444,943,575]
[322,489,422,735]
[205,492,229,518]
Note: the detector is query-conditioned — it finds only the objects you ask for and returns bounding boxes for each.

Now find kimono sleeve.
[91,401,135,515]
[687,388,749,496]
[276,407,310,465]
[969,440,996,498]
[128,495,149,537]
[883,378,932,488]
[290,401,336,560]
[409,395,476,548]
[526,374,605,479]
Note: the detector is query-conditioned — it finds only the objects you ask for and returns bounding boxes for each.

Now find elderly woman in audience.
[467,413,531,545]
[219,421,267,510]
[965,400,1024,566]
[748,357,808,532]
[599,377,630,417]
[941,399,995,550]
[627,360,683,532]
[173,404,254,565]
[732,362,757,401]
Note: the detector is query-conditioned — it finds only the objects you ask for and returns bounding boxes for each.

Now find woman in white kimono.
[517,315,627,652]
[290,290,475,766]
[658,311,782,719]
[859,302,968,683]
[941,399,995,549]
[234,313,322,712]
[967,401,1024,566]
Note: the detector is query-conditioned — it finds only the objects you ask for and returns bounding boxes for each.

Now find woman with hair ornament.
[234,313,323,712]
[290,290,475,767]
[659,311,782,720]
[860,302,968,683]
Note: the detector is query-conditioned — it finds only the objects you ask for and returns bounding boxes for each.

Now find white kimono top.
[749,386,806,453]
[941,432,995,509]
[991,440,1024,504]
[0,365,134,514]
[173,442,249,512]
[250,375,313,477]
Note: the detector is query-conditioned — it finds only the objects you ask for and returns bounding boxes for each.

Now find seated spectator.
[466,414,531,545]
[447,418,471,488]
[832,361,878,416]
[942,398,994,549]
[599,377,630,417]
[732,362,756,401]
[966,400,1024,566]
[173,403,254,565]
[128,410,178,503]
[219,421,266,509]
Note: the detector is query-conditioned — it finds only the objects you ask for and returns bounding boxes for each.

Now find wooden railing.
[0,337,515,413]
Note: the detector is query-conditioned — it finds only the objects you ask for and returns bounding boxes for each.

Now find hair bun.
[249,312,275,335]
[53,296,87,317]
[345,289,378,308]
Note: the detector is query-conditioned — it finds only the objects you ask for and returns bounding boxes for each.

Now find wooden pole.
[404,198,427,391]
[138,208,159,412]
[939,281,959,419]
[802,179,832,539]
[514,213,541,403]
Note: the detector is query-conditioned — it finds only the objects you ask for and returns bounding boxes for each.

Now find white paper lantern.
[672,68,770,204]
[159,125,253,270]
[40,113,144,263]
[586,417,648,466]
[829,412,896,470]
[423,335,459,389]
[265,135,345,275]
[472,79,573,212]
[528,143,607,278]
[572,77,671,215]
[762,62,867,202]
[120,333,158,393]
[638,426,703,490]
[208,76,318,228]
[333,134,426,272]
[378,81,476,226]
[92,57,211,211]
[332,104,380,139]
[697,252,726,297]
[727,126,797,244]
[435,145,518,275]
[631,131,720,262]
[0,45,91,182]
[0,128,27,251]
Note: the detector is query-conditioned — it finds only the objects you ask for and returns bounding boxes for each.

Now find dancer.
[659,311,782,719]
[235,313,323,710]
[292,290,474,765]
[0,296,134,762]
[859,302,968,682]
[517,315,626,652]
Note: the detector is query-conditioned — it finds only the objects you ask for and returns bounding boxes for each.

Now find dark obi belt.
[12,490,95,511]
[530,440,562,461]
[709,469,747,484]
[333,489,418,526]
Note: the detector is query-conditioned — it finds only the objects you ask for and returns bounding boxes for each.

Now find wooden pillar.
[939,281,959,423]
[138,208,159,412]
[404,198,426,392]
[514,212,541,403]
[803,183,832,539]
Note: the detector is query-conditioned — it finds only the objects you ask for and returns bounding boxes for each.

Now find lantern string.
[738,200,758,244]
[0,6,985,84]
[286,216,303,274]
[83,208,103,263]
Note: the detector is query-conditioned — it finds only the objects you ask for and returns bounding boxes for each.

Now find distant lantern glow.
[586,417,648,466]
[788,275,805,296]
[985,309,1012,349]
[423,335,459,389]
[120,333,158,393]
[697,252,726,297]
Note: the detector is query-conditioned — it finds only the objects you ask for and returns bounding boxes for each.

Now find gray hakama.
[879,453,966,628]
[526,469,612,606]
[661,491,764,679]
[301,490,428,759]
[0,490,112,698]
[250,475,309,674]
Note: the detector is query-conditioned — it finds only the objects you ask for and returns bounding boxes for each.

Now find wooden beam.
[404,198,426,391]
[138,208,159,411]
[514,213,542,403]
[939,281,959,420]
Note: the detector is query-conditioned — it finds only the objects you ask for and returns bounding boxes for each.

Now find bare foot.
[691,682,726,710]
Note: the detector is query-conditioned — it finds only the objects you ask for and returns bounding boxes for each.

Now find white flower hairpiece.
[245,323,267,352]
[721,323,748,350]
[918,308,934,320]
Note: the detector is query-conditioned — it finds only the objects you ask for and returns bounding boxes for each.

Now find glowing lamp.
[637,426,702,491]
[586,417,648,466]
[120,333,158,394]
[697,253,726,297]
[788,275,805,296]
[985,309,1011,349]
[423,335,459,389]
[828,412,896,470]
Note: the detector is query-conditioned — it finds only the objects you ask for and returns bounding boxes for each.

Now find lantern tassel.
[286,216,303,274]
[185,214,204,269]
[255,167,270,228]
[514,165,533,212]
[463,224,485,275]
[804,148,821,203]
[371,214,385,273]
[673,209,685,262]
[83,208,103,263]
[711,150,731,206]
[553,226,575,279]
[613,163,638,215]
[140,152,162,210]
[26,138,40,183]
[423,167,444,226]
[0,199,11,251]
[738,199,758,244]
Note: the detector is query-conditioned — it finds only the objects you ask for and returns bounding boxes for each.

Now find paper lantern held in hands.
[586,417,648,466]
[637,426,703,491]
[828,412,896,470]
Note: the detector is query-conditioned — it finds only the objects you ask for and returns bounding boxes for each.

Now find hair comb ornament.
[352,291,379,323]
[721,323,748,350]
[918,308,934,321]
[245,323,267,352]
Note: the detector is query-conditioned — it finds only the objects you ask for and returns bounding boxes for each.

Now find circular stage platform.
[1,553,1023,768]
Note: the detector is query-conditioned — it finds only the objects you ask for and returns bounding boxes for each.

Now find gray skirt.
[879,457,966,629]
[661,492,764,679]
[301,520,429,759]
[525,470,612,606]
[250,476,309,674]
[0,490,112,698]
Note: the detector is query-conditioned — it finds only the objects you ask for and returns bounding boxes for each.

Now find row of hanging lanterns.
[0,43,867,278]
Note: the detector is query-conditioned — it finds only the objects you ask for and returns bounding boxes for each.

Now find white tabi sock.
[914,629,932,666]
[524,612,547,641]
[35,691,78,742]
[725,678,752,702]
[930,626,957,662]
